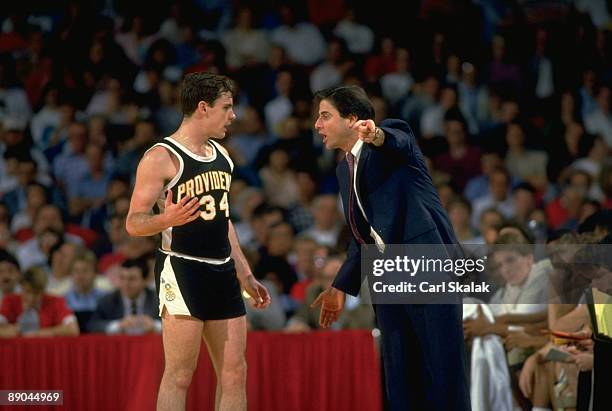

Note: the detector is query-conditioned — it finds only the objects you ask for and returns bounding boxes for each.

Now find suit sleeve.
[332,238,363,296]
[372,118,417,164]
[88,296,114,333]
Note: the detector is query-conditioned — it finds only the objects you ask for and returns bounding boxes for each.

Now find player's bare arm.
[228,220,271,309]
[126,146,200,236]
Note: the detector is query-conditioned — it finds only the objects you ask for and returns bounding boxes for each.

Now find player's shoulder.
[138,143,180,177]
[211,139,230,157]
[142,143,174,163]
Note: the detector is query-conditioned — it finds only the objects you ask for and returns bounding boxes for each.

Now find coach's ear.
[346,114,358,128]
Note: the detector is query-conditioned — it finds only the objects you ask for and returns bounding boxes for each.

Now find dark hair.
[121,257,150,279]
[21,267,47,292]
[578,209,612,234]
[512,182,536,195]
[493,232,533,256]
[180,72,235,116]
[0,249,20,271]
[313,85,374,120]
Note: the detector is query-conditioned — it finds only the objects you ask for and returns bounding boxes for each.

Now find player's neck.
[173,122,212,155]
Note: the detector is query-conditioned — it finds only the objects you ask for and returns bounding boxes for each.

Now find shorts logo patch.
[164,283,176,302]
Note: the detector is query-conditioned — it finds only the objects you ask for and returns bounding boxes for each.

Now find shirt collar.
[349,139,364,159]
[122,291,146,309]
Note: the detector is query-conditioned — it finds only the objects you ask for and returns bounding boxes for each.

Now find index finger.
[352,120,366,129]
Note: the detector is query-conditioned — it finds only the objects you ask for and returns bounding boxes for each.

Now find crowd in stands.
[1,1,611,409]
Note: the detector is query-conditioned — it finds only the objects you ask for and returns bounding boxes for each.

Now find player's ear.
[197,101,208,114]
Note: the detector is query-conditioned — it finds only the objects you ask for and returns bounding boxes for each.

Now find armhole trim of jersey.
[209,139,234,172]
[146,143,184,191]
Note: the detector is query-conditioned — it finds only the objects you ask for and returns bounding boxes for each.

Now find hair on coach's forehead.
[180,72,235,116]
[314,85,374,120]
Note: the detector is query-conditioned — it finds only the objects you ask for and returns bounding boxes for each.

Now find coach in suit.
[89,258,161,334]
[311,86,470,411]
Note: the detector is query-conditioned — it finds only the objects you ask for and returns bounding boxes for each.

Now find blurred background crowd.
[0,1,611,409]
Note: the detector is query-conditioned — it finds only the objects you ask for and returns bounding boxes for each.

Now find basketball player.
[126,72,270,411]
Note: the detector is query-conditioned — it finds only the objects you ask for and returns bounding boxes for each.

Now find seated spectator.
[447,197,477,244]
[259,146,299,208]
[286,171,317,233]
[88,257,160,335]
[221,6,270,70]
[471,167,515,230]
[15,204,83,271]
[288,235,320,303]
[0,267,79,337]
[309,37,353,94]
[546,169,591,230]
[65,249,108,333]
[52,121,89,194]
[0,249,21,305]
[68,143,113,223]
[433,112,482,191]
[9,182,48,236]
[512,183,538,227]
[504,122,549,191]
[332,8,374,55]
[244,279,286,331]
[303,194,343,247]
[285,256,343,332]
[380,48,414,107]
[46,241,79,296]
[270,5,326,67]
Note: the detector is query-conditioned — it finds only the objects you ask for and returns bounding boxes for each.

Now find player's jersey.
[150,137,234,261]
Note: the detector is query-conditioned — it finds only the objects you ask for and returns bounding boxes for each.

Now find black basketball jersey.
[151,137,234,260]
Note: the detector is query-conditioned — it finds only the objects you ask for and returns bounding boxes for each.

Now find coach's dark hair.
[121,257,150,280]
[314,85,374,120]
[180,72,235,116]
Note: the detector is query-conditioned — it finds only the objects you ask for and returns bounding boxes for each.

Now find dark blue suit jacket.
[332,119,470,411]
[333,118,457,296]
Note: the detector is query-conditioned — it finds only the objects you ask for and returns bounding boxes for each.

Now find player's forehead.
[318,99,339,116]
[213,92,233,106]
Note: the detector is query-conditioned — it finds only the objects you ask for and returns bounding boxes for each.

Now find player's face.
[315,99,353,150]
[207,92,236,139]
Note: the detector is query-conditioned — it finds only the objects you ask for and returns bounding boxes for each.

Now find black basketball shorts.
[154,249,246,321]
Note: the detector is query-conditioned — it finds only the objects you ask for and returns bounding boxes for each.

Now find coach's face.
[315,100,355,151]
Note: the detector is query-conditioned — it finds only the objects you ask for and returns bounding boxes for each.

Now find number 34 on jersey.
[175,170,231,221]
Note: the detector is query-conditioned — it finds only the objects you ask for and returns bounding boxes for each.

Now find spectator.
[434,111,482,191]
[512,183,538,227]
[380,48,414,107]
[64,249,107,333]
[15,204,83,271]
[309,37,353,94]
[259,146,299,208]
[504,122,548,191]
[332,8,374,55]
[221,6,270,70]
[10,182,49,235]
[0,249,20,306]
[285,256,343,332]
[46,241,79,296]
[270,5,326,66]
[88,257,160,335]
[584,85,612,148]
[303,194,343,247]
[0,267,79,337]
[52,121,89,192]
[471,168,515,229]
[447,197,476,244]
